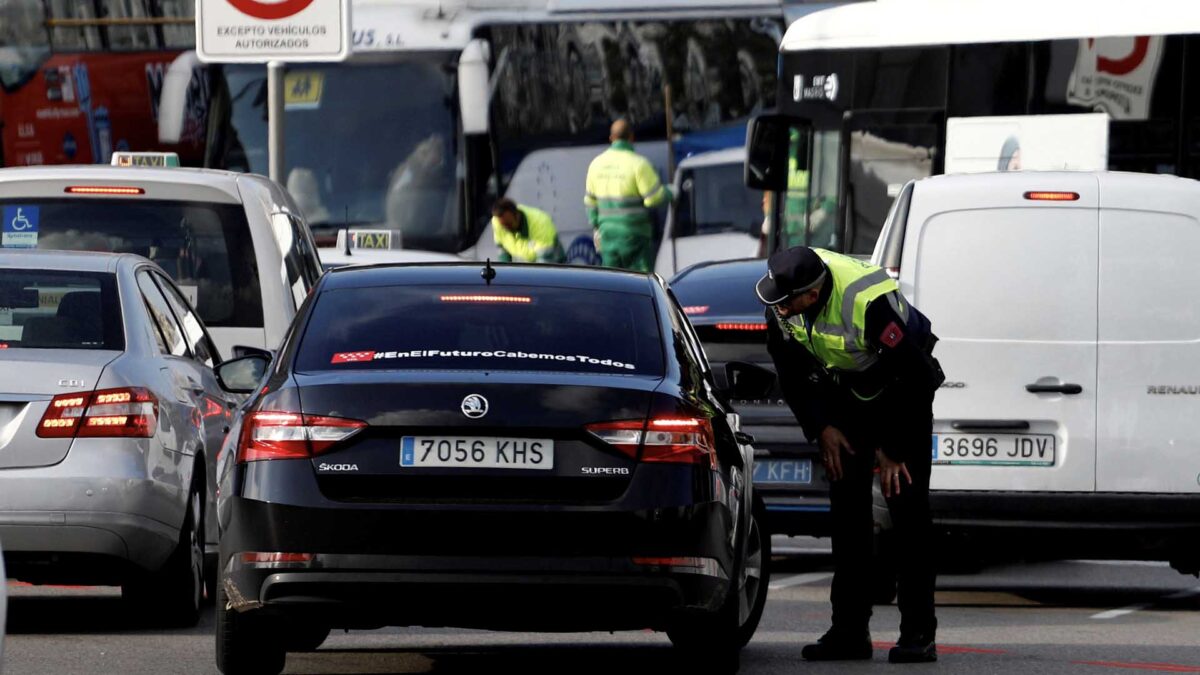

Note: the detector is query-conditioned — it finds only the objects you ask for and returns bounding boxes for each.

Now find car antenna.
[481,258,496,285]
[343,206,351,256]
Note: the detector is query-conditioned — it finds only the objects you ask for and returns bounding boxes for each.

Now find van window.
[914,208,1097,342]
[0,270,122,350]
[4,198,264,329]
[676,165,763,238]
[296,285,665,376]
[1099,211,1200,342]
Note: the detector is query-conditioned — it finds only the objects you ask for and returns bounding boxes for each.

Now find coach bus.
[745,0,1200,255]
[161,0,795,258]
[0,0,201,167]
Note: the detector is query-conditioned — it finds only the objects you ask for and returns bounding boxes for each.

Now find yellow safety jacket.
[492,205,562,263]
[583,140,668,232]
[774,249,900,373]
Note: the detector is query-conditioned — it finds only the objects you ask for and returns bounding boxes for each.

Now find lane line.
[1091,586,1200,620]
[1073,660,1200,673]
[769,572,833,590]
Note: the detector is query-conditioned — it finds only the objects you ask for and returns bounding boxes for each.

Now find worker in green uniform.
[583,119,669,272]
[492,198,566,263]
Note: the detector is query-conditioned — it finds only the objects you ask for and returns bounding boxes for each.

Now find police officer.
[492,198,565,263]
[583,119,669,272]
[757,246,943,664]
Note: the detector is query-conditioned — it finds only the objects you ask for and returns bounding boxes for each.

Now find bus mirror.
[744,114,791,192]
[459,39,491,135]
[157,50,201,145]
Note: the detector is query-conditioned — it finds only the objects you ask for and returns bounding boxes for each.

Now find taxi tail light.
[586,417,716,466]
[238,412,366,463]
[64,186,145,195]
[37,387,157,439]
[715,322,767,331]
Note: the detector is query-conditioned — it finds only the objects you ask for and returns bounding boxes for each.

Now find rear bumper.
[0,442,187,581]
[221,496,734,631]
[928,491,1200,559]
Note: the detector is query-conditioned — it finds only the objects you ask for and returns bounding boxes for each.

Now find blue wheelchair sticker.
[2,206,39,248]
[931,434,939,460]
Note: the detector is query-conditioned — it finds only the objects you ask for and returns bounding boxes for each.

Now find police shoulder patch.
[879,321,904,348]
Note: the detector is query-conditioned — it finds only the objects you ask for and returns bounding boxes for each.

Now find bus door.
[839,110,942,255]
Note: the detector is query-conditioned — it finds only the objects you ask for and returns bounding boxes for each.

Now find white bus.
[745,0,1200,256]
[163,0,803,262]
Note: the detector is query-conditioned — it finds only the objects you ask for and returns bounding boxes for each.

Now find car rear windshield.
[672,264,764,318]
[0,270,122,350]
[0,199,263,328]
[296,285,665,376]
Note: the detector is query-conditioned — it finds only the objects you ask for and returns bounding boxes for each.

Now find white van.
[0,162,323,357]
[654,148,764,278]
[873,171,1200,576]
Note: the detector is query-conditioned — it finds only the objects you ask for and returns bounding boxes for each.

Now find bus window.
[45,1,102,50]
[780,127,841,251]
[843,115,937,255]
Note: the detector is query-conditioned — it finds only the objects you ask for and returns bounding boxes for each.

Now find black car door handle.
[734,431,755,445]
[1026,383,1083,395]
[951,420,1031,431]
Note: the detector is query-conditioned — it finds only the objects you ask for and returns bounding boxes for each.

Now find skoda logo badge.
[461,394,488,419]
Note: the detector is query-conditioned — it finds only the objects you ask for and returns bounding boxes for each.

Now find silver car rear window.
[0,270,122,350]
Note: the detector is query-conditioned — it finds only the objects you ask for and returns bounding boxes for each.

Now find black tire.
[668,494,771,655]
[215,577,286,675]
[284,623,331,652]
[123,486,204,627]
[734,495,770,648]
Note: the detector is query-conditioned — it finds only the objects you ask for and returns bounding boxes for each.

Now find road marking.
[1090,586,1200,620]
[769,572,833,590]
[1073,660,1200,672]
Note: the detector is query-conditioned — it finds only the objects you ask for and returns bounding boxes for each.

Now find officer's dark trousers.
[827,386,937,640]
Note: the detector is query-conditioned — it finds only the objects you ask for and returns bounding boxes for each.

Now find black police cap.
[755,246,828,306]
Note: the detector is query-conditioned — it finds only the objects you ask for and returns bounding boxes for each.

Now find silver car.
[0,250,231,626]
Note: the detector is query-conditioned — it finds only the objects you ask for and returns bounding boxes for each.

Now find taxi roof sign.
[112,152,180,168]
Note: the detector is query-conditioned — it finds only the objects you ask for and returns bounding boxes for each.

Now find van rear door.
[901,173,1099,492]
[1096,173,1200,494]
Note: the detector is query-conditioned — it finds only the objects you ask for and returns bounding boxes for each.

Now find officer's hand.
[818,426,854,481]
[593,230,602,253]
[876,449,912,498]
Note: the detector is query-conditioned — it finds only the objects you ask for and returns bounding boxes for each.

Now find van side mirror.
[459,39,491,135]
[744,114,793,192]
[216,355,271,394]
[157,50,202,145]
[724,361,777,400]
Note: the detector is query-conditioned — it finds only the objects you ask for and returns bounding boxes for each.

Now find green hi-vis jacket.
[775,249,900,373]
[583,140,668,233]
[492,205,562,263]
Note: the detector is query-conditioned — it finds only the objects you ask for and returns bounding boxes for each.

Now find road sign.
[196,0,351,63]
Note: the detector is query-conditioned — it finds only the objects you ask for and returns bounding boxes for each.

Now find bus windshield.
[209,57,460,252]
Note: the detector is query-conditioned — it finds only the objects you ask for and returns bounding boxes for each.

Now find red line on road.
[871,641,1007,655]
[1074,661,1200,673]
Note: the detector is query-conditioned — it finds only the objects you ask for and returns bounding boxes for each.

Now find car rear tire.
[668,494,770,656]
[215,577,286,675]
[123,486,203,626]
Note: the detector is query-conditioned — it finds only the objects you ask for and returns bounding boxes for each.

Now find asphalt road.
[4,537,1199,674]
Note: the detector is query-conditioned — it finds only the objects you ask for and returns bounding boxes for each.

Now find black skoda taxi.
[211,263,769,674]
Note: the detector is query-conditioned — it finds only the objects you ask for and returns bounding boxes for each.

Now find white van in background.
[873,171,1200,576]
[654,148,764,278]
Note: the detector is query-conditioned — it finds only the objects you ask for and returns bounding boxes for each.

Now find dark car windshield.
[0,270,122,350]
[671,262,765,318]
[1,198,263,328]
[296,285,665,376]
